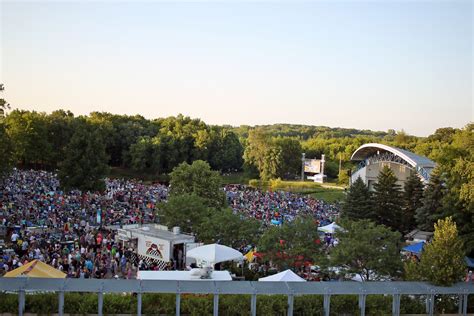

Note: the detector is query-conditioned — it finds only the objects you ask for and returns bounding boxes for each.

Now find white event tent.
[318,222,343,234]
[259,269,306,282]
[186,244,243,265]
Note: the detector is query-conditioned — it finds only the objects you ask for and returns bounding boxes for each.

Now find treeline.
[0,108,471,191]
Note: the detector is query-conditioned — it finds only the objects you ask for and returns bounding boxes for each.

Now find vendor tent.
[4,260,66,278]
[318,222,343,234]
[402,242,425,254]
[259,269,306,282]
[186,244,243,265]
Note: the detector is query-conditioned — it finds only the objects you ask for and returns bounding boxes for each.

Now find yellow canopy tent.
[4,260,66,278]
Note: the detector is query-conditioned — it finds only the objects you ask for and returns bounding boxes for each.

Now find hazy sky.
[1,1,472,136]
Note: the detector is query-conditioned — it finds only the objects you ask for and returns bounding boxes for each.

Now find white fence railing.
[0,278,472,316]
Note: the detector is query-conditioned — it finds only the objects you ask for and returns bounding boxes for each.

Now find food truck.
[117,224,199,270]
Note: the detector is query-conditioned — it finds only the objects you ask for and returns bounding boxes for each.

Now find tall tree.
[0,121,13,179]
[5,110,52,168]
[0,84,12,179]
[58,120,109,192]
[373,166,403,231]
[157,193,209,234]
[402,171,424,233]
[415,169,446,231]
[169,160,226,208]
[273,137,302,178]
[405,217,465,286]
[244,129,281,180]
[330,219,402,281]
[341,176,374,221]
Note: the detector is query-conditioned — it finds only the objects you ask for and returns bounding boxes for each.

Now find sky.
[0,0,472,136]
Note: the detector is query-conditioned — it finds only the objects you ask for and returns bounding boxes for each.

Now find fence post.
[213,294,219,316]
[287,294,294,316]
[251,294,257,316]
[392,294,400,316]
[176,293,181,316]
[323,294,331,316]
[137,292,142,316]
[462,294,468,316]
[358,294,366,316]
[58,291,64,316]
[98,292,103,316]
[425,294,434,316]
[18,290,25,316]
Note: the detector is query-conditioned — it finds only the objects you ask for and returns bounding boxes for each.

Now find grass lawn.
[109,167,168,183]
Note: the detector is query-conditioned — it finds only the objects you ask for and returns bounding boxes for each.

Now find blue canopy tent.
[402,242,425,254]
[465,257,474,268]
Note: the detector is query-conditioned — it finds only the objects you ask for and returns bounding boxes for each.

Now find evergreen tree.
[341,176,374,221]
[404,217,465,286]
[58,121,109,192]
[415,169,446,231]
[373,165,403,231]
[402,171,424,233]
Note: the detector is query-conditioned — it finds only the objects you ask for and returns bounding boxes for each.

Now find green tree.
[273,137,302,178]
[404,217,465,286]
[330,219,402,281]
[157,193,209,234]
[0,122,13,179]
[258,216,323,269]
[402,171,424,233]
[341,177,374,221]
[46,110,75,168]
[373,166,403,231]
[5,110,52,168]
[437,124,474,254]
[169,160,226,208]
[244,129,281,180]
[197,208,260,248]
[415,169,446,231]
[58,120,109,191]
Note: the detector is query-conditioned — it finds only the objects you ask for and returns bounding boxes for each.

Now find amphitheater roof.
[350,143,436,169]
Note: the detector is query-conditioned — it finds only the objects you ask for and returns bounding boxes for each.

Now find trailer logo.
[145,241,164,259]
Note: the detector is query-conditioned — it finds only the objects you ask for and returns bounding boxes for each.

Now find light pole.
[301,153,306,181]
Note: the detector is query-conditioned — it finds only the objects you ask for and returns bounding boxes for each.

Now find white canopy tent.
[259,269,306,282]
[186,244,243,265]
[318,222,343,234]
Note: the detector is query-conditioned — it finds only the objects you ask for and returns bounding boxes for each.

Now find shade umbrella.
[318,222,343,234]
[186,244,243,265]
[259,269,306,282]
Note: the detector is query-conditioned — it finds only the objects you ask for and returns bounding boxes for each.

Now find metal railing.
[0,278,472,316]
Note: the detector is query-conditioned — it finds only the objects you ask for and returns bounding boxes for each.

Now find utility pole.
[339,153,342,175]
[301,153,305,181]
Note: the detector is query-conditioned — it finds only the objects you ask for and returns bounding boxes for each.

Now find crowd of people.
[0,169,168,278]
[224,184,339,227]
[0,169,341,278]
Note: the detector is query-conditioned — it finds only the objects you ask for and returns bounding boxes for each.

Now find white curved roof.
[351,143,436,169]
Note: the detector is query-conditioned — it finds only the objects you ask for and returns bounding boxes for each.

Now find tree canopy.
[404,217,465,286]
[169,160,226,208]
[330,219,402,281]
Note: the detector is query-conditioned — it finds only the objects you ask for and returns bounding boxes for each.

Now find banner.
[137,236,170,262]
[304,159,321,173]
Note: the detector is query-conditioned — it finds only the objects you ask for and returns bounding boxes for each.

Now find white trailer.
[118,224,196,270]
